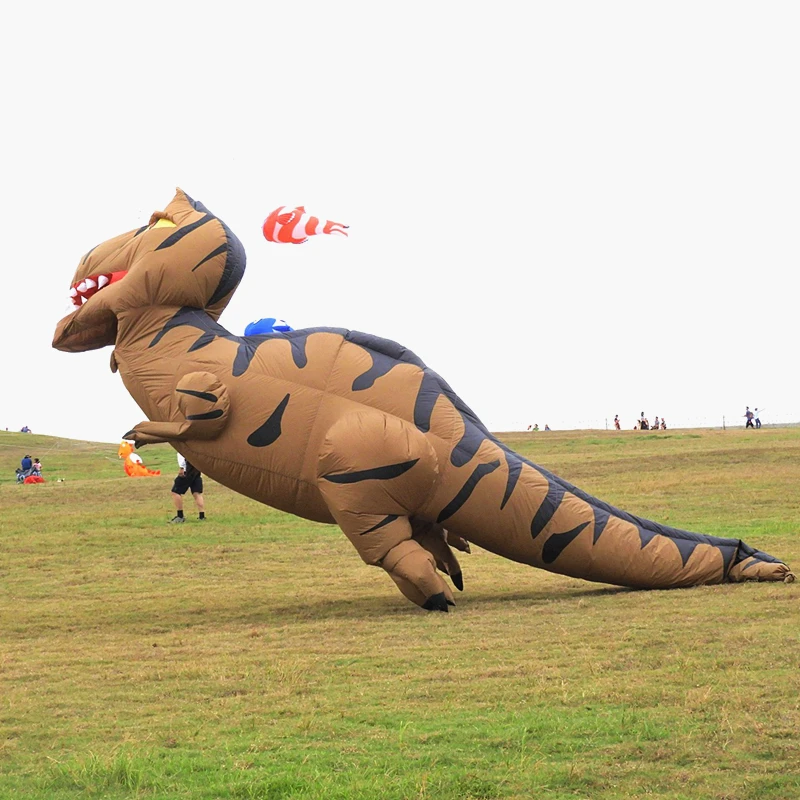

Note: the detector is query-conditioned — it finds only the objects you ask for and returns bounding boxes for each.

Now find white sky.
[1,2,798,442]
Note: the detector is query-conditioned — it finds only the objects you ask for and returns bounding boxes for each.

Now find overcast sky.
[2,2,798,443]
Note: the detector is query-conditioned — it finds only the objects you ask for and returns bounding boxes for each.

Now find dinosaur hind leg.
[317,410,457,610]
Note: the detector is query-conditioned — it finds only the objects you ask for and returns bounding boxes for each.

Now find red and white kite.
[262,206,349,245]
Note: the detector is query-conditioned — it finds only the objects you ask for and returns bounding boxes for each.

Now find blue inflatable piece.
[244,317,294,335]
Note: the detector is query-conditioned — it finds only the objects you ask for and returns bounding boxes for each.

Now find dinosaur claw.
[122,429,147,448]
[451,571,464,591]
[422,592,450,612]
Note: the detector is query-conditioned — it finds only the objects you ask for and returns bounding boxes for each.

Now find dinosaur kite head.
[53,189,246,352]
[118,440,135,459]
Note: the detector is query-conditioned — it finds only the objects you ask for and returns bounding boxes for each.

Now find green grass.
[1,427,798,799]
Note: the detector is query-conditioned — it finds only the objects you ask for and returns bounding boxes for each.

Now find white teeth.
[98,275,109,288]
[81,296,88,304]
[70,288,77,297]
[77,281,87,293]
[85,278,97,289]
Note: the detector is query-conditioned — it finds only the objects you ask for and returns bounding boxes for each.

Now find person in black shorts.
[170,453,206,522]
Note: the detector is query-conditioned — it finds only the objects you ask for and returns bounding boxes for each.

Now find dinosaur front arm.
[124,420,194,446]
[125,370,230,447]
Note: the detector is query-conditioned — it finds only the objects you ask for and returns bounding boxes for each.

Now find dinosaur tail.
[437,444,793,589]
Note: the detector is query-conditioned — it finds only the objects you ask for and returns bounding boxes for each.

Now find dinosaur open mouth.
[69,270,127,308]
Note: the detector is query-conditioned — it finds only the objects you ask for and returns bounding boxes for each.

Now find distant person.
[31,458,42,476]
[653,416,660,430]
[170,453,206,523]
[745,406,754,429]
[544,424,551,431]
[532,423,539,431]
[754,408,763,429]
[20,426,31,433]
[660,418,667,430]
[16,454,33,483]
[614,415,620,430]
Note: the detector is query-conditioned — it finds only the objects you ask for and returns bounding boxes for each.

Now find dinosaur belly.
[178,441,336,523]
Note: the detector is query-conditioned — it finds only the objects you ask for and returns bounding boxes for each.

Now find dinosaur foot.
[382,540,457,611]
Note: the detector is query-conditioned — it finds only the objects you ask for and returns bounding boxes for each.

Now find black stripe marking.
[192,244,227,271]
[733,541,784,566]
[530,481,566,539]
[671,537,702,568]
[155,214,213,250]
[207,215,246,307]
[176,388,218,402]
[323,459,419,485]
[501,452,523,509]
[247,394,290,447]
[437,460,501,524]
[541,521,590,564]
[360,515,399,535]
[638,526,658,549]
[150,308,208,348]
[189,332,217,351]
[593,507,611,544]
[186,410,224,421]
[348,330,425,390]
[720,545,739,577]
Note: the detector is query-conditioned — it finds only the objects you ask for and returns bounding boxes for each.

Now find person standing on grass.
[170,453,206,523]
[745,407,755,429]
[754,408,763,429]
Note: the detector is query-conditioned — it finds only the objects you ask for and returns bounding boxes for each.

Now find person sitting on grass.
[16,455,33,483]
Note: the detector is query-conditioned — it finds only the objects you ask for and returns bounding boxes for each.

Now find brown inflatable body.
[53,190,794,610]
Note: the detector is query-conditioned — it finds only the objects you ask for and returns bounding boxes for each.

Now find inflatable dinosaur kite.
[53,190,794,610]
[118,440,160,477]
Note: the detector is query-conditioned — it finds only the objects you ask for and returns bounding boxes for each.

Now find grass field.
[1,427,798,800]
